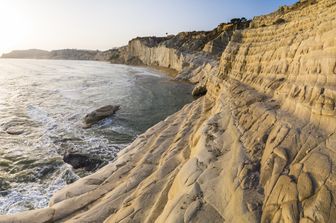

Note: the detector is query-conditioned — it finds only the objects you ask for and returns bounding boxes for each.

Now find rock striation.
[113,20,249,82]
[1,0,336,222]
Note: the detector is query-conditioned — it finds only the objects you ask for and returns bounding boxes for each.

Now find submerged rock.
[0,178,11,194]
[83,105,120,128]
[6,126,24,135]
[63,152,105,171]
[61,169,80,184]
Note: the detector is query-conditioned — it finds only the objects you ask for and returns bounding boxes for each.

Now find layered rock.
[1,0,336,222]
[115,20,249,82]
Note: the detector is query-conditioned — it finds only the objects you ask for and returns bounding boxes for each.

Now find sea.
[0,59,193,214]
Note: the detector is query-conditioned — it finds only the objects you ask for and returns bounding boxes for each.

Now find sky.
[0,0,298,55]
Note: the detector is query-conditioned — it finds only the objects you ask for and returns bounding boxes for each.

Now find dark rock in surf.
[83,105,120,128]
[63,152,105,171]
[192,85,207,97]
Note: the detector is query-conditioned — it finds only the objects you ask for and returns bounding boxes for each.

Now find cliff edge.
[1,0,336,222]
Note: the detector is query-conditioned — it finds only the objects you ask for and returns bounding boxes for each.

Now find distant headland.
[1,48,117,61]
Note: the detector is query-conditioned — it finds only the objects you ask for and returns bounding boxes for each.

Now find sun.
[0,2,30,54]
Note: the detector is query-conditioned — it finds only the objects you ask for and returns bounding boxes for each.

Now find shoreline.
[0,58,182,81]
[145,65,179,78]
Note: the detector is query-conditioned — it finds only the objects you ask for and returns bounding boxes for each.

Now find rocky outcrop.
[1,0,336,222]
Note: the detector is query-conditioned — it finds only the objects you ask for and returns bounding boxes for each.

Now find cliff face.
[114,21,249,82]
[2,0,336,222]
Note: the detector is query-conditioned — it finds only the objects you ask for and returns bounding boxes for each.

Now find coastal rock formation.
[1,0,336,222]
[115,20,249,82]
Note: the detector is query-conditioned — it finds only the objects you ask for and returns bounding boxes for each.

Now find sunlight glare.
[0,3,31,54]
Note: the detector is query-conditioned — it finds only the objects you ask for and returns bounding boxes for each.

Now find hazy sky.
[0,0,297,54]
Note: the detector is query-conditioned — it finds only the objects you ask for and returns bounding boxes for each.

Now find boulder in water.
[192,85,207,97]
[63,152,105,171]
[83,105,120,128]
